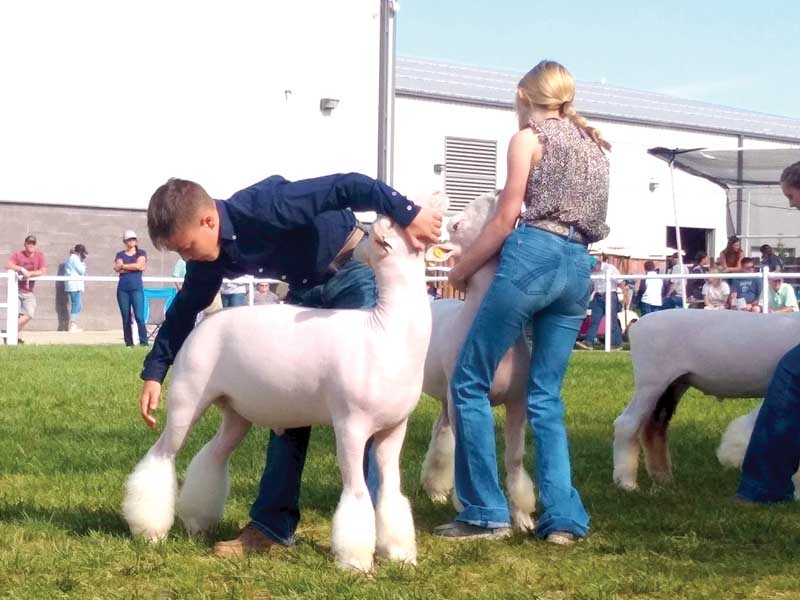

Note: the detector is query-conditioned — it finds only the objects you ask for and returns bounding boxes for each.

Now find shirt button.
[258,268,263,273]
[232,235,237,240]
[281,275,287,280]
[406,205,413,211]
[391,191,397,196]
[302,278,308,284]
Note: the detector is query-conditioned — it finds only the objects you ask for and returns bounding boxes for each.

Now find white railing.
[3,269,798,350]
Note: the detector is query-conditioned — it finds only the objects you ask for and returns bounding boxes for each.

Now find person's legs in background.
[116,289,133,346]
[68,291,83,331]
[581,293,605,346]
[131,289,148,346]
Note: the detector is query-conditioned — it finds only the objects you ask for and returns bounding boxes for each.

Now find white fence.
[2,269,797,350]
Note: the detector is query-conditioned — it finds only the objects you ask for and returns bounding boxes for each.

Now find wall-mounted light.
[648,179,660,192]
[433,163,446,175]
[319,97,340,113]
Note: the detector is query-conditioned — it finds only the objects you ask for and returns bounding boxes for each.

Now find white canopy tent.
[647,147,800,306]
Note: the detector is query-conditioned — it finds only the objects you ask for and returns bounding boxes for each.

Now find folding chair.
[143,287,177,341]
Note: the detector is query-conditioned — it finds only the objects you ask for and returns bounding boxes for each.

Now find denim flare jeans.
[737,342,800,503]
[451,225,592,539]
[116,288,148,346]
[248,259,379,545]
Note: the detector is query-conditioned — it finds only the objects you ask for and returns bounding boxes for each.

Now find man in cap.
[5,235,47,343]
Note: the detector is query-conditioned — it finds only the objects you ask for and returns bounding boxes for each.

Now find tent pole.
[669,159,687,308]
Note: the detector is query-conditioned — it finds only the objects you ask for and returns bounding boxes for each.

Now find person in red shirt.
[5,234,47,342]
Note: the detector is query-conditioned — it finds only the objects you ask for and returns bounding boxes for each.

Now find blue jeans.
[451,226,591,538]
[737,343,800,503]
[639,301,661,316]
[67,290,82,321]
[249,259,379,544]
[221,293,247,308]
[116,288,148,346]
[583,292,622,347]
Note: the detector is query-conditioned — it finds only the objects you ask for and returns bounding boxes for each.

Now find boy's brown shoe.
[213,523,276,557]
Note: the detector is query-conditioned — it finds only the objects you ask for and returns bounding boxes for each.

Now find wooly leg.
[122,449,178,542]
[374,421,416,564]
[504,399,535,532]
[613,386,664,490]
[420,407,455,504]
[717,406,760,469]
[178,408,252,535]
[331,427,375,572]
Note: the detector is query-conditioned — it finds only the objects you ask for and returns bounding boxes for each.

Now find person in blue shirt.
[137,172,442,557]
[115,230,149,346]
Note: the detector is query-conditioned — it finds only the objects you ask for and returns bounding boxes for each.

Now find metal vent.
[444,136,497,212]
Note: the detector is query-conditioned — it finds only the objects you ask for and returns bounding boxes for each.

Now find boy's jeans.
[737,342,800,503]
[450,226,591,538]
[248,259,379,544]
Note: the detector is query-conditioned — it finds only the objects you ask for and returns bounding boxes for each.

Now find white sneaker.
[68,323,83,332]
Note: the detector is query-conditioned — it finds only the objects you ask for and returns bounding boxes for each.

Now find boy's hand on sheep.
[404,207,443,251]
[139,380,162,429]
[447,264,468,293]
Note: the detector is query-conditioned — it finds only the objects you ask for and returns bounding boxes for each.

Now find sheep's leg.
[613,383,666,490]
[374,419,417,565]
[178,405,252,535]
[419,398,455,504]
[122,413,202,542]
[642,382,687,485]
[504,397,535,532]
[331,424,375,572]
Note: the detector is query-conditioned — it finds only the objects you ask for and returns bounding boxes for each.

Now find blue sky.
[396,1,800,119]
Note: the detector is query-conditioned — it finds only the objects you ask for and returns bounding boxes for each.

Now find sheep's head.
[356,191,450,267]
[425,191,499,264]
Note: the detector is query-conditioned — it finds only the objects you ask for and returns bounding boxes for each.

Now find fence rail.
[3,269,797,349]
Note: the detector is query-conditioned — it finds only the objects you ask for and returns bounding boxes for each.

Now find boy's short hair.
[147,178,214,250]
[644,260,655,271]
[760,244,772,253]
[741,257,754,266]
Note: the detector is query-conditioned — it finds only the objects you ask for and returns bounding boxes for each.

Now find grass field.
[1,346,798,600]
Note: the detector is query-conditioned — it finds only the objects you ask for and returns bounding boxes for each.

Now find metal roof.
[396,57,800,143]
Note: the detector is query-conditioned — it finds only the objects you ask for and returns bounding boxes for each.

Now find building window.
[444,136,497,213]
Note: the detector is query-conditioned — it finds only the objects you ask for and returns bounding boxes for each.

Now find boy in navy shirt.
[138,172,442,557]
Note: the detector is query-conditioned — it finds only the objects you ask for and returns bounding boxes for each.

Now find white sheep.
[716,403,800,499]
[122,195,444,573]
[422,192,536,531]
[613,308,800,490]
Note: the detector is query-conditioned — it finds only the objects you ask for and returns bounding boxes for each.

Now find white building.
[2,2,800,329]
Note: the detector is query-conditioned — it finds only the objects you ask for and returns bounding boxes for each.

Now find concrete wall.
[1,203,177,332]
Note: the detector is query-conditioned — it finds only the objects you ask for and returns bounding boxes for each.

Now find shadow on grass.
[0,502,129,537]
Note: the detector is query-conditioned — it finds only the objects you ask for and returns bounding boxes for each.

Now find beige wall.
[1,202,178,331]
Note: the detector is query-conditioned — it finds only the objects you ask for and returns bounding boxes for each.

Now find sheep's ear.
[425,242,456,263]
[428,191,449,213]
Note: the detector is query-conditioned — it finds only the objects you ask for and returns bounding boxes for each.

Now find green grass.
[1,346,798,599]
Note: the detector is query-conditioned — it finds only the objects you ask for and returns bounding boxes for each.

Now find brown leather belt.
[526,219,587,245]
[328,225,367,274]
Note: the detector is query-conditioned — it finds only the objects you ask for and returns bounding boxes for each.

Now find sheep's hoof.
[511,511,535,533]
[426,491,450,505]
[613,474,639,491]
[335,557,375,574]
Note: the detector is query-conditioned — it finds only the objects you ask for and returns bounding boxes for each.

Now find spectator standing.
[577,258,623,349]
[759,244,784,273]
[719,235,744,272]
[638,260,663,315]
[220,276,249,307]
[115,230,149,347]
[64,244,88,331]
[686,251,709,306]
[728,257,762,312]
[5,234,47,343]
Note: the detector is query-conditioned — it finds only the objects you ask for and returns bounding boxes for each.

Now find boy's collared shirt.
[141,172,420,383]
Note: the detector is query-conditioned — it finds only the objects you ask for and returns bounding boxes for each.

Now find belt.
[525,220,587,245]
[328,224,367,274]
